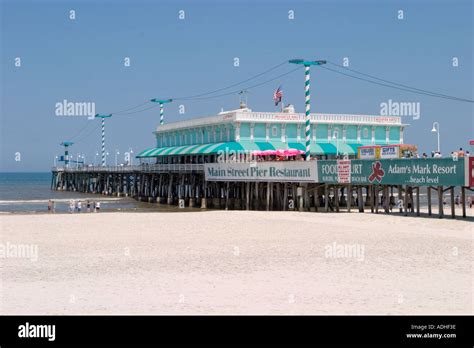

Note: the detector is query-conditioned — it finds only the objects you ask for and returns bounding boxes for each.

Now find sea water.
[0,172,190,213]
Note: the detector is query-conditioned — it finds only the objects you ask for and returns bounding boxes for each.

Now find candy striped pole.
[151,99,172,125]
[304,65,311,160]
[289,59,326,161]
[159,103,164,125]
[101,118,106,166]
[60,141,73,167]
[95,114,112,167]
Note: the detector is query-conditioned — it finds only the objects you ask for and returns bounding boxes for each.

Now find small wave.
[0,197,127,205]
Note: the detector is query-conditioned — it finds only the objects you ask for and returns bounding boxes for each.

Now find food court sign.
[318,158,466,186]
[204,161,318,182]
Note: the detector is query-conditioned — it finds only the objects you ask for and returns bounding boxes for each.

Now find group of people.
[425,147,471,159]
[443,195,473,208]
[68,199,101,213]
[47,199,101,213]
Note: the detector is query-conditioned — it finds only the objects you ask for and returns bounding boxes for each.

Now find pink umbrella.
[284,148,304,156]
[261,149,277,156]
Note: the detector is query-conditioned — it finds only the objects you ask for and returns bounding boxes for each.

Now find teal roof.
[136,141,363,158]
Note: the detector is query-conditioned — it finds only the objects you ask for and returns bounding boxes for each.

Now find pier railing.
[53,163,205,173]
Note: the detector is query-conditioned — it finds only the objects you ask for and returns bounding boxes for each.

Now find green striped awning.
[136,142,363,158]
[286,142,362,155]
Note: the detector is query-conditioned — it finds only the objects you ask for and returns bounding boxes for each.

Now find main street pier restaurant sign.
[205,161,318,182]
[318,158,467,186]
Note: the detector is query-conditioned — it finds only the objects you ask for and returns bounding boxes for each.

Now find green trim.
[137,141,362,158]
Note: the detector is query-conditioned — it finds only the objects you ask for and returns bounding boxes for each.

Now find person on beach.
[96,201,101,212]
[52,200,56,213]
[455,195,460,206]
[468,196,472,208]
[86,200,91,213]
[48,199,52,213]
[77,200,82,212]
[69,200,74,213]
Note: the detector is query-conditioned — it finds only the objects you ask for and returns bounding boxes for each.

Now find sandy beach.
[0,210,472,315]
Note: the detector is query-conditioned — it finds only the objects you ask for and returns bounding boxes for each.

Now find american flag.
[273,86,283,106]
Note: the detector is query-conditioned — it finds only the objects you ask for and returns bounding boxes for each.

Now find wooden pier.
[51,163,471,218]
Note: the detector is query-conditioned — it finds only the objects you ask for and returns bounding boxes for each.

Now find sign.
[204,161,318,182]
[337,160,351,183]
[380,145,400,159]
[358,146,379,159]
[318,158,466,186]
[469,157,474,187]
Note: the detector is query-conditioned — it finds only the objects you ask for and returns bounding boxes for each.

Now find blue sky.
[1,0,472,171]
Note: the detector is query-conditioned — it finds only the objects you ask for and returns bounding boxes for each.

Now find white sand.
[0,210,472,314]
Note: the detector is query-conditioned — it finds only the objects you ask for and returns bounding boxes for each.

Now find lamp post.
[94,152,99,166]
[125,147,134,166]
[82,153,86,166]
[150,99,172,125]
[289,58,326,161]
[115,150,120,166]
[76,154,81,169]
[105,151,110,166]
[431,122,440,154]
[54,155,58,167]
[332,129,340,158]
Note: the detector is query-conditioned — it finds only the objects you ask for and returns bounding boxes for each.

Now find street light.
[95,152,99,165]
[76,154,81,169]
[82,153,86,166]
[332,129,340,158]
[54,155,58,167]
[129,148,134,166]
[105,151,110,166]
[125,148,134,166]
[289,58,327,161]
[115,150,120,166]
[431,122,440,154]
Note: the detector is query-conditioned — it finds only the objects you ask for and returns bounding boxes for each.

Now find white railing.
[236,112,402,125]
[53,164,204,173]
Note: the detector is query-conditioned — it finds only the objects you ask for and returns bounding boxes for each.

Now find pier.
[51,157,473,219]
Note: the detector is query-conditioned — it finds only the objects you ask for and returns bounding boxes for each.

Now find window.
[363,128,369,138]
[272,126,278,137]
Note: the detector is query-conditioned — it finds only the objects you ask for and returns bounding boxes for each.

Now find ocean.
[0,172,187,213]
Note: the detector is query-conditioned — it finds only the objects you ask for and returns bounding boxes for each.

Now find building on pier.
[136,106,407,163]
